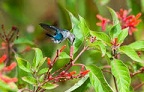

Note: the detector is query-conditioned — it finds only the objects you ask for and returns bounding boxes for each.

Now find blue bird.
[40,23,75,44]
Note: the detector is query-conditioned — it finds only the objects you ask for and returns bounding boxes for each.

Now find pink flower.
[96,14,110,31]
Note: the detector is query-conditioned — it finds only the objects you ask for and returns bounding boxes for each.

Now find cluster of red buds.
[0,25,19,43]
[45,45,89,83]
[96,9,141,35]
[0,25,19,65]
[0,54,17,84]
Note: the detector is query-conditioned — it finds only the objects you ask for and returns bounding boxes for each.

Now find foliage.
[0,0,144,92]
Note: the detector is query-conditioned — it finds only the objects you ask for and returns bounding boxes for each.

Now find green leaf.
[129,41,144,50]
[118,28,128,44]
[108,7,121,38]
[38,68,48,75]
[141,0,144,12]
[16,57,31,73]
[59,52,70,59]
[78,15,90,37]
[111,59,131,92]
[33,48,43,69]
[68,11,79,27]
[22,76,37,85]
[108,7,119,26]
[89,41,106,57]
[69,12,84,53]
[119,46,142,62]
[96,41,106,57]
[37,57,47,68]
[0,80,18,91]
[65,75,90,92]
[90,31,111,46]
[41,82,58,90]
[14,38,35,46]
[87,65,113,92]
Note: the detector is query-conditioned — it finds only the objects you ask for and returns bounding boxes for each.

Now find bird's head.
[68,33,75,44]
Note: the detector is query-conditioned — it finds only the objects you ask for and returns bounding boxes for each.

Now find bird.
[39,23,75,44]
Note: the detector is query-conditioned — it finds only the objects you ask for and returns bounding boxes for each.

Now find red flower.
[2,62,17,71]
[80,70,90,77]
[117,9,130,22]
[96,14,110,31]
[0,54,7,64]
[117,9,141,35]
[0,75,17,83]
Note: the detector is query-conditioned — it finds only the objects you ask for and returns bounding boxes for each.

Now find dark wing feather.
[39,23,59,32]
[45,33,53,38]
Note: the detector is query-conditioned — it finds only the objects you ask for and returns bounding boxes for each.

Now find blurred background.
[0,0,144,92]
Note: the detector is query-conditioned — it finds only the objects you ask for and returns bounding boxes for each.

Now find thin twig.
[131,67,144,77]
[134,82,144,91]
[113,75,118,92]
[64,46,88,72]
[111,46,119,92]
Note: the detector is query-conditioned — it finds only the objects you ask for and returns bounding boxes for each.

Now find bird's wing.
[39,23,61,32]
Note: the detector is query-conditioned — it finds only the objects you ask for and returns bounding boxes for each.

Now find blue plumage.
[40,23,75,44]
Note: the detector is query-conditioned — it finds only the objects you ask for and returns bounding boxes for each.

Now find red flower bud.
[3,62,17,71]
[0,54,7,64]
[60,45,66,52]
[80,70,90,76]
[12,26,17,31]
[60,71,65,75]
[47,58,51,66]
[70,71,76,75]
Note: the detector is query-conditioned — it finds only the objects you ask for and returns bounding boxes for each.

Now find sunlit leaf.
[119,46,142,62]
[111,59,131,92]
[38,68,48,75]
[90,31,111,46]
[59,52,70,59]
[22,76,37,85]
[89,41,106,57]
[129,41,144,50]
[69,12,84,53]
[16,57,31,73]
[118,28,128,44]
[41,82,58,90]
[37,57,47,68]
[65,75,90,92]
[87,65,113,92]
[108,7,121,38]
[32,48,43,69]
[79,15,90,37]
